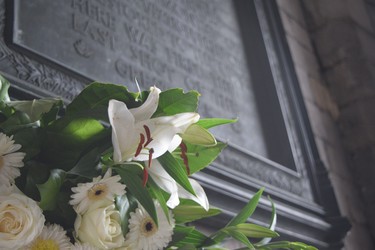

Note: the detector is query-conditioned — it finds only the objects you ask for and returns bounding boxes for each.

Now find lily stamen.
[148,148,154,168]
[142,148,155,187]
[135,133,146,157]
[143,125,153,147]
[142,167,148,187]
[180,142,190,175]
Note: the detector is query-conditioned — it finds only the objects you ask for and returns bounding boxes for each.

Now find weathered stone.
[276,0,306,27]
[343,223,375,250]
[324,58,375,107]
[279,10,313,52]
[312,19,362,68]
[338,99,375,151]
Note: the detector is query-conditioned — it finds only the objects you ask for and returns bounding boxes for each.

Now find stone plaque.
[7,0,270,158]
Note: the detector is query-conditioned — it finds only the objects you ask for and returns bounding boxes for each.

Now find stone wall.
[276,0,375,249]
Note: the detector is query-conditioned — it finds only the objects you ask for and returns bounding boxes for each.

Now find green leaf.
[227,188,264,227]
[255,241,318,250]
[225,223,279,238]
[116,193,138,236]
[0,101,15,120]
[66,82,139,121]
[17,160,50,201]
[0,74,10,102]
[0,111,35,133]
[7,98,63,123]
[196,118,238,129]
[170,225,216,248]
[173,205,221,224]
[37,169,66,211]
[68,147,102,178]
[168,225,194,247]
[180,124,217,146]
[157,152,195,195]
[154,88,199,117]
[212,188,264,243]
[13,127,42,161]
[42,117,107,170]
[115,165,158,226]
[173,142,226,174]
[257,196,277,245]
[221,229,255,249]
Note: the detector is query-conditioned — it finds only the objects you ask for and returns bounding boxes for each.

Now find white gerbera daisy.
[0,133,26,186]
[70,169,126,214]
[26,224,72,250]
[125,200,175,250]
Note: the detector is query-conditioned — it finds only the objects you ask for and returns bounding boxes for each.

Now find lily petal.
[108,100,137,163]
[178,178,209,211]
[148,161,180,208]
[130,86,161,121]
[132,113,200,161]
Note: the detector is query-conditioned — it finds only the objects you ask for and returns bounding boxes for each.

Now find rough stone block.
[279,10,313,52]
[305,100,340,145]
[338,99,375,150]
[312,19,362,68]
[347,0,374,32]
[295,66,314,102]
[347,146,375,202]
[330,174,367,224]
[301,0,349,28]
[324,58,375,107]
[325,143,352,181]
[276,0,306,27]
[343,223,375,250]
[356,27,375,64]
[285,35,321,78]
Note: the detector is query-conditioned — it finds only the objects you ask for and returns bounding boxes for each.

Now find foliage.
[0,77,317,250]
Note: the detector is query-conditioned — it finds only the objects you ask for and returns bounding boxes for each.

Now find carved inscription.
[9,0,269,157]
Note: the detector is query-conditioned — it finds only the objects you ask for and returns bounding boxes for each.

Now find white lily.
[108,86,200,164]
[148,160,209,211]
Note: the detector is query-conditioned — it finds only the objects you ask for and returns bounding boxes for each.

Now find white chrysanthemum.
[0,133,26,186]
[125,200,175,250]
[70,169,126,214]
[26,224,72,250]
[71,242,100,250]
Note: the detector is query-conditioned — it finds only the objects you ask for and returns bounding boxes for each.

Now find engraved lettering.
[72,13,116,50]
[123,23,156,53]
[129,46,174,82]
[72,0,116,30]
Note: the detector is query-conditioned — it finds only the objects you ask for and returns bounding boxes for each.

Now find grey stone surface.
[324,58,375,107]
[279,0,375,248]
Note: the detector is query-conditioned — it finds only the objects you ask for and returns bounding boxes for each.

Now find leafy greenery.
[0,76,317,250]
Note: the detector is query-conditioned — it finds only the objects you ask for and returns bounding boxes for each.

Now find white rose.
[75,203,125,249]
[0,190,45,249]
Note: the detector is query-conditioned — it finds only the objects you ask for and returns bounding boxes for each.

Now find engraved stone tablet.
[7,0,270,158]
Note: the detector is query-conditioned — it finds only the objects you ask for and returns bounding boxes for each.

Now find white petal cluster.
[109,86,199,163]
[0,185,45,250]
[125,200,175,250]
[26,224,72,250]
[149,160,209,210]
[0,133,26,186]
[74,204,125,249]
[70,169,126,214]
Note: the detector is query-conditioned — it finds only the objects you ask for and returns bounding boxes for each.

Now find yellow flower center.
[0,210,20,234]
[87,183,108,201]
[30,238,59,250]
[140,217,157,237]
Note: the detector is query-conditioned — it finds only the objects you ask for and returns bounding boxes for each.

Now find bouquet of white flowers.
[0,75,316,250]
